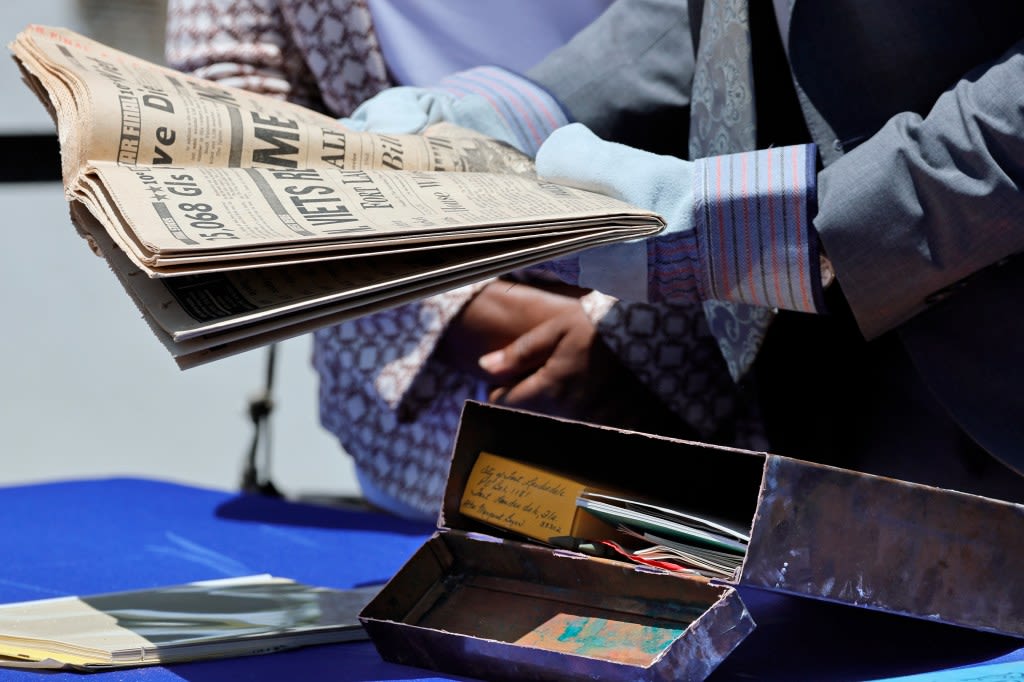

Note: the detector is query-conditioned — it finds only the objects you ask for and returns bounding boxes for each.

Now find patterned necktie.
[689,0,775,381]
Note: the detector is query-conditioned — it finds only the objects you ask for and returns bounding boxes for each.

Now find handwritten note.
[460,452,586,542]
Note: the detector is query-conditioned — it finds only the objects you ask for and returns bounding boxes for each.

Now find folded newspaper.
[0,575,376,670]
[10,25,665,368]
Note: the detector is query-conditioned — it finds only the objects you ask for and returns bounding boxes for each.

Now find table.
[1,478,1021,681]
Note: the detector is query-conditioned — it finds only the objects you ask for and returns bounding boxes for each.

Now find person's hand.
[342,86,517,147]
[474,303,601,421]
[437,277,690,433]
[535,124,825,314]
[532,123,701,304]
[474,298,685,432]
[339,67,568,156]
[434,279,588,379]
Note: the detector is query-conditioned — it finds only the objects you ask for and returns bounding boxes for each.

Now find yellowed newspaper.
[11,25,665,368]
[11,25,524,183]
[75,162,658,274]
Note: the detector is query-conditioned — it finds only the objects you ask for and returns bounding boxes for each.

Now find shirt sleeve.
[358,283,491,410]
[641,144,825,313]
[683,144,825,313]
[438,66,571,156]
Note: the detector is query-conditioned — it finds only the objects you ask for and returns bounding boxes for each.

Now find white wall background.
[0,0,360,498]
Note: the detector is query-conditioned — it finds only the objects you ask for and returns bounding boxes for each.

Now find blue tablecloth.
[0,478,1020,681]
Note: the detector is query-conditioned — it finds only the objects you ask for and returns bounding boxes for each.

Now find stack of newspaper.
[10,25,665,368]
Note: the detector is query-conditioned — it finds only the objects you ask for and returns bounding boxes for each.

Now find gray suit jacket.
[529,0,1024,486]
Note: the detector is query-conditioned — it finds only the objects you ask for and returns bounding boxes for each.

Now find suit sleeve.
[814,37,1024,338]
[527,0,696,158]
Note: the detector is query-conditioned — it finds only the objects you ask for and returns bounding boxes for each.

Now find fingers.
[488,366,564,410]
[477,318,563,380]
[479,319,569,411]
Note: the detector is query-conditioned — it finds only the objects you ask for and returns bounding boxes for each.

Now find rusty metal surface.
[741,455,1024,637]
[649,588,756,682]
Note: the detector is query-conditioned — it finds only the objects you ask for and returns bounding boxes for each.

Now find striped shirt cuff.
[439,66,570,156]
[647,230,702,303]
[692,144,824,313]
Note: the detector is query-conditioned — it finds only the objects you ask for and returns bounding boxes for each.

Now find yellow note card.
[460,451,608,542]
